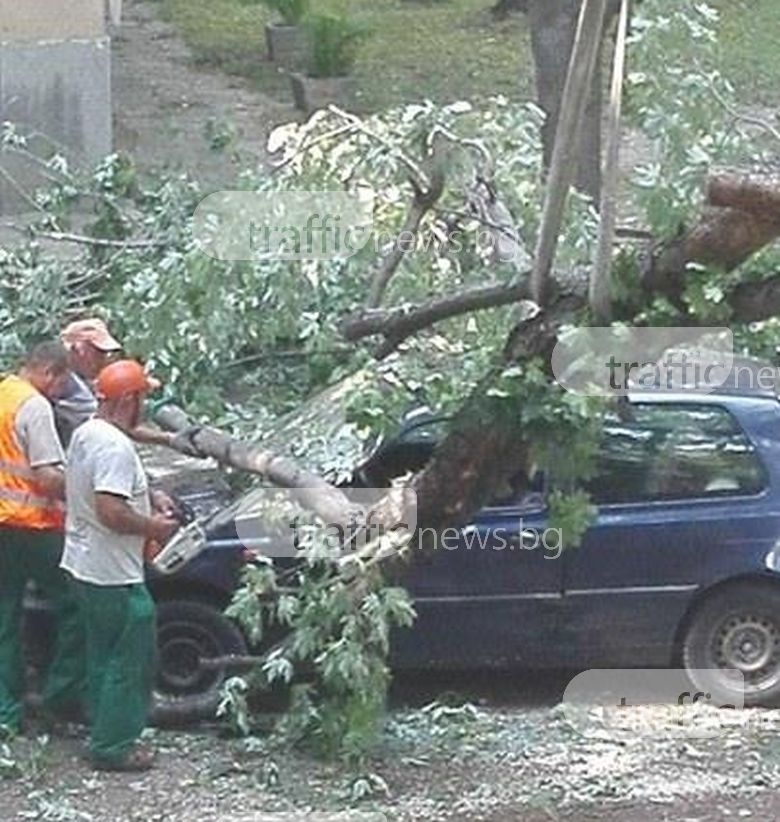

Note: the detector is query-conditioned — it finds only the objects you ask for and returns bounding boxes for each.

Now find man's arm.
[95,492,179,543]
[130,424,206,458]
[30,465,65,500]
[54,373,98,444]
[16,395,66,499]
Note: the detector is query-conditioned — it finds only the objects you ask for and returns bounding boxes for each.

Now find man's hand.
[96,492,179,544]
[150,488,177,518]
[145,514,180,544]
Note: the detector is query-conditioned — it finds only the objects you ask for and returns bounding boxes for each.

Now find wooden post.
[590,0,629,322]
[530,0,608,306]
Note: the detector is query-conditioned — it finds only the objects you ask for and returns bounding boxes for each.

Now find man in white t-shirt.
[61,360,178,771]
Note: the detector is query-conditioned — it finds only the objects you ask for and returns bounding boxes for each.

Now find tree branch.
[590,0,629,322]
[728,275,780,323]
[327,105,430,191]
[366,169,445,309]
[343,276,532,351]
[530,0,609,304]
[154,404,364,530]
[707,174,780,218]
[36,231,165,249]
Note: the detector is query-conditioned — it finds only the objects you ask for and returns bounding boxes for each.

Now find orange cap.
[95,360,161,400]
[61,318,122,352]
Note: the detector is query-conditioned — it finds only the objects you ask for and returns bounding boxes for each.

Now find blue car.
[387,389,780,711]
[26,384,780,720]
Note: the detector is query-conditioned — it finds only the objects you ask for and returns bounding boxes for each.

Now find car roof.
[627,354,779,401]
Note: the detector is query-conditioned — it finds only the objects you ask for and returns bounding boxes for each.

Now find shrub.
[306,12,369,78]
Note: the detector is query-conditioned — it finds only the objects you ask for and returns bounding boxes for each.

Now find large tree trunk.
[527,0,604,201]
[409,175,780,543]
[411,306,573,534]
[639,174,780,310]
[160,174,780,570]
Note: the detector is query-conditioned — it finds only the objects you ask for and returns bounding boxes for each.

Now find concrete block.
[0,37,112,212]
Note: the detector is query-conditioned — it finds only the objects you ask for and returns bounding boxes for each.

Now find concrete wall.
[0,0,112,212]
[0,39,111,161]
[0,0,106,43]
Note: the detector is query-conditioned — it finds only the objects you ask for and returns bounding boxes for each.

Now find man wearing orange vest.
[0,342,86,736]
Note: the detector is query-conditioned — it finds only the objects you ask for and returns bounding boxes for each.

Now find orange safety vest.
[0,375,65,531]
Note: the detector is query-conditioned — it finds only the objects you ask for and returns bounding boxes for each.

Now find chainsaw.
[150,517,210,576]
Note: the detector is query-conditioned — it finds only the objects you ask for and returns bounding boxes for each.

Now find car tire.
[682,582,780,707]
[151,599,248,726]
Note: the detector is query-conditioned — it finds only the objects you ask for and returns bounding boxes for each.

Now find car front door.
[394,488,564,669]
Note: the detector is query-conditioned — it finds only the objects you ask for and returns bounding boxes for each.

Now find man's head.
[61,318,122,380]
[20,341,71,400]
[95,360,161,431]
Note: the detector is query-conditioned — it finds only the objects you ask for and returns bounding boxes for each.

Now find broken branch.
[367,168,445,309]
[343,277,532,350]
[154,404,363,530]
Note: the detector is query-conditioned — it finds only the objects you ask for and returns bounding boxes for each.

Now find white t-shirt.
[61,418,151,585]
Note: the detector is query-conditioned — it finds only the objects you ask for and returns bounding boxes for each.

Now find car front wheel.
[151,599,248,725]
[683,583,780,707]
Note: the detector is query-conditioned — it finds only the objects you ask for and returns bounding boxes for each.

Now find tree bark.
[410,301,578,537]
[154,404,363,531]
[527,0,605,201]
[590,0,629,322]
[640,175,780,308]
[530,0,609,304]
[707,174,780,217]
[408,178,780,542]
[342,279,533,353]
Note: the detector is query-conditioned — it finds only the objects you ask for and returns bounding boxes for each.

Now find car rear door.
[560,399,770,667]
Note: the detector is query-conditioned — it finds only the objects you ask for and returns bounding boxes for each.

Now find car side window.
[586,403,767,505]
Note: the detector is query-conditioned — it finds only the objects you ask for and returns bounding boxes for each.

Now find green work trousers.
[74,580,156,765]
[0,526,86,733]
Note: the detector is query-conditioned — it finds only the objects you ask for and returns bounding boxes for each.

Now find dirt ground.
[112,0,297,183]
[5,671,780,821]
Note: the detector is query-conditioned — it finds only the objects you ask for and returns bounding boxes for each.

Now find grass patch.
[713,0,780,106]
[351,0,532,109]
[160,0,267,75]
[159,0,780,111]
[160,0,532,109]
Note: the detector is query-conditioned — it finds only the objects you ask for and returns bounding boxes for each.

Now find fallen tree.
[3,0,779,764]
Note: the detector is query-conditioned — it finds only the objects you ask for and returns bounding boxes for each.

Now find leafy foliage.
[306,12,370,78]
[226,556,414,763]
[625,0,780,334]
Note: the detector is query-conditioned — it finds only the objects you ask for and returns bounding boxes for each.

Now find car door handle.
[509,529,541,549]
